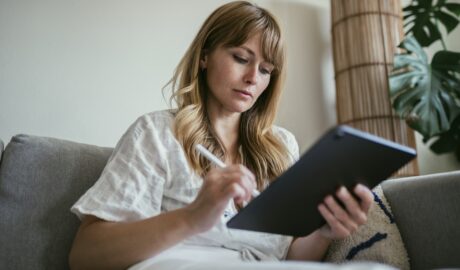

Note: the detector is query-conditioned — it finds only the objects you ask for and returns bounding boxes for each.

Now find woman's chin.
[210,100,254,114]
[228,104,253,114]
[228,100,255,113]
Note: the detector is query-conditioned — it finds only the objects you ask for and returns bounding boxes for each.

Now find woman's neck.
[206,107,241,164]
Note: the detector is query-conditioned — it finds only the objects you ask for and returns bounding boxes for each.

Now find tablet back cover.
[226,125,416,237]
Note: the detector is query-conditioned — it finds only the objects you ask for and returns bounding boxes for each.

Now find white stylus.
[195,144,260,198]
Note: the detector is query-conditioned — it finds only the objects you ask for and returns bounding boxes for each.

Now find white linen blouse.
[71,110,300,261]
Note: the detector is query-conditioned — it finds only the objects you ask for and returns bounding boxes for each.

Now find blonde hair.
[166,1,291,189]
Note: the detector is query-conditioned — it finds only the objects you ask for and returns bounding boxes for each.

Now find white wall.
[0,0,334,150]
[265,0,335,151]
[0,0,226,147]
[1,0,458,174]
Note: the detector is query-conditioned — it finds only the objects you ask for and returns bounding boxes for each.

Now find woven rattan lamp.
[331,0,419,177]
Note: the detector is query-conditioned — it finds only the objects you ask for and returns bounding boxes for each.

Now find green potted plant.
[389,0,460,160]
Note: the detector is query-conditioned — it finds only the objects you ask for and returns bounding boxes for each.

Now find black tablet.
[226,125,416,237]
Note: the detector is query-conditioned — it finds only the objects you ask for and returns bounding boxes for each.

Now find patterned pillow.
[324,185,410,270]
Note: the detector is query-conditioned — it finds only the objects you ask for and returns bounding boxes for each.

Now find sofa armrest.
[382,171,460,269]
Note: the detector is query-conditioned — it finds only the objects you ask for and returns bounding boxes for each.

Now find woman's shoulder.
[128,109,174,131]
[119,109,176,142]
[271,125,296,144]
[271,125,299,160]
[138,109,175,125]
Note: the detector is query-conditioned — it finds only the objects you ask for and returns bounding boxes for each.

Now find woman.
[69,1,376,270]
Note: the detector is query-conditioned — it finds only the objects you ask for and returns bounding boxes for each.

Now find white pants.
[129,245,396,270]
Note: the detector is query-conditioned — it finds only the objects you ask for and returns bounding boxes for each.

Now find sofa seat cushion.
[0,134,112,270]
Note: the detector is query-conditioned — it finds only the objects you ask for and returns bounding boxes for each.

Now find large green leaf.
[432,50,460,75]
[389,37,460,139]
[430,114,460,161]
[432,50,460,99]
[403,0,460,47]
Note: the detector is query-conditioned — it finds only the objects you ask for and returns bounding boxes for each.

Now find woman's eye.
[260,67,272,75]
[233,55,248,64]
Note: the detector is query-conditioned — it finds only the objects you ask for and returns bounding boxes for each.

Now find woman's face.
[201,33,274,114]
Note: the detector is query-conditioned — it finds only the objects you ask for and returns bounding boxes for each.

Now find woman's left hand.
[317,184,373,240]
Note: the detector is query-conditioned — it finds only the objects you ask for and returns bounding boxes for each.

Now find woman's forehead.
[224,34,278,63]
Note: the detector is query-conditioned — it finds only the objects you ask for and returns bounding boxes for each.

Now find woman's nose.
[243,66,258,85]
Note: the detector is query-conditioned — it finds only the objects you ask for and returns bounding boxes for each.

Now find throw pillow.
[323,185,410,270]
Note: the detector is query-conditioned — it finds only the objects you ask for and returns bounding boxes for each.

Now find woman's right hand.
[185,164,257,233]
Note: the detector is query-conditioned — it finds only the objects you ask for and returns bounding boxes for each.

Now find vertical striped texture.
[331,0,419,177]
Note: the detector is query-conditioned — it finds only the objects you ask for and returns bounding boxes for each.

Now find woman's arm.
[286,230,331,261]
[69,208,198,270]
[69,165,256,270]
[286,184,373,261]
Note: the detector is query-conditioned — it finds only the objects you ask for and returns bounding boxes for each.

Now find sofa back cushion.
[382,171,460,269]
[0,134,112,270]
[0,139,4,163]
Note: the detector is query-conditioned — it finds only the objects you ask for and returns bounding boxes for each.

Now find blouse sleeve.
[71,115,168,222]
[273,126,300,164]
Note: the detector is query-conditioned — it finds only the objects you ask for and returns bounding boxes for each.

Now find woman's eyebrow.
[240,46,255,57]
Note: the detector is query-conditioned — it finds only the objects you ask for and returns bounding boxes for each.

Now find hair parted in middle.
[165,1,293,189]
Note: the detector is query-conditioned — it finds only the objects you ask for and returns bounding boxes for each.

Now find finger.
[241,174,255,201]
[223,182,246,203]
[336,186,367,225]
[324,195,359,232]
[228,165,256,185]
[205,167,226,182]
[239,164,256,183]
[354,184,374,213]
[224,172,254,201]
[318,203,350,238]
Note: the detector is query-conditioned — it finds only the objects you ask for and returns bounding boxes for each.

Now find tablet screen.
[226,125,416,236]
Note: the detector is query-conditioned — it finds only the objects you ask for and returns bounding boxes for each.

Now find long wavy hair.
[165,1,292,189]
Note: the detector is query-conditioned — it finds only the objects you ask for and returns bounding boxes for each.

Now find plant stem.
[435,18,448,50]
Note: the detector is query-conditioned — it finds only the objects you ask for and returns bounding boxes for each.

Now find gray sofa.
[0,134,459,270]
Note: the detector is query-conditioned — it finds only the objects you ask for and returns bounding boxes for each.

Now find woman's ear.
[200,50,208,70]
[200,57,207,70]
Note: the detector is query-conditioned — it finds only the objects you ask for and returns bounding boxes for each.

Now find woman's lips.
[234,89,253,98]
